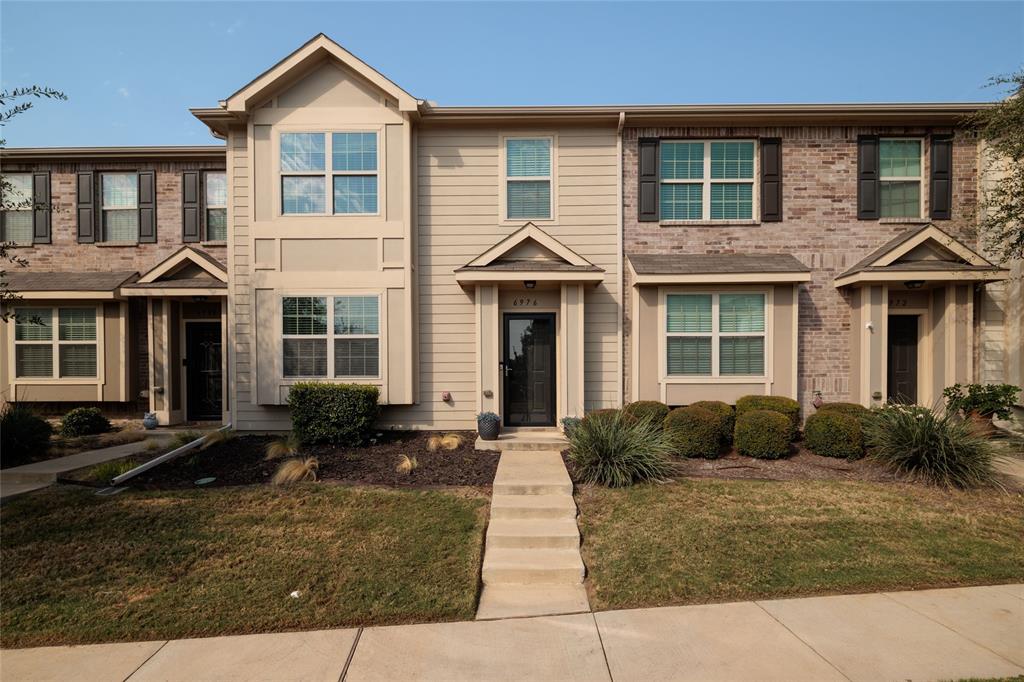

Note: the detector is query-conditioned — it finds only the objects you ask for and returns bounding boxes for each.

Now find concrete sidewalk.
[2,584,1021,681]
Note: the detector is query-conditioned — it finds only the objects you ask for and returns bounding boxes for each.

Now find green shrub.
[816,402,870,419]
[0,404,52,468]
[567,409,674,487]
[288,382,380,446]
[804,411,864,459]
[60,407,110,437]
[690,400,735,444]
[942,383,1020,420]
[734,410,791,459]
[582,408,620,425]
[864,404,997,488]
[664,406,722,459]
[736,395,800,440]
[622,401,670,427]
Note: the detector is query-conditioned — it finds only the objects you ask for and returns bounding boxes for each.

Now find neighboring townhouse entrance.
[887,315,918,404]
[185,321,223,421]
[503,313,556,426]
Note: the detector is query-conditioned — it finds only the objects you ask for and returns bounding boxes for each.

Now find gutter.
[109,424,232,487]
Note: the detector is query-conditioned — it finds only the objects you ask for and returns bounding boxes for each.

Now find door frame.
[883,306,931,406]
[181,318,224,422]
[502,311,558,427]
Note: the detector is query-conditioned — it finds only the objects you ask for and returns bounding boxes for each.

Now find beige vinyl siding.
[385,126,620,429]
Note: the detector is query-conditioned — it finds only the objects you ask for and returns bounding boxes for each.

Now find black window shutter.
[182,171,201,242]
[32,171,51,243]
[138,171,156,243]
[760,138,782,222]
[930,135,953,220]
[857,136,880,220]
[638,138,660,222]
[77,172,95,243]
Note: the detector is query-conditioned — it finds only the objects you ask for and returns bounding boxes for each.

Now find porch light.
[903,280,924,290]
[524,280,536,289]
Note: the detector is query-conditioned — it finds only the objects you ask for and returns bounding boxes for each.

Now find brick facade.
[622,125,980,417]
[3,158,227,274]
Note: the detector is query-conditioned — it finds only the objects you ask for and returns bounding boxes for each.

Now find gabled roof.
[834,224,1007,287]
[136,246,227,284]
[223,33,419,113]
[465,223,593,268]
[627,253,811,284]
[455,223,603,285]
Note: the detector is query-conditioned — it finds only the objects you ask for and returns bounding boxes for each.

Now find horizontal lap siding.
[384,126,620,428]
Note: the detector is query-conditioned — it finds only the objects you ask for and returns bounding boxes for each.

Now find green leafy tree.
[966,71,1024,264]
[0,86,67,321]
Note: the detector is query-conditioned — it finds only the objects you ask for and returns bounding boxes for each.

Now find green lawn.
[577,479,1024,611]
[1,484,488,648]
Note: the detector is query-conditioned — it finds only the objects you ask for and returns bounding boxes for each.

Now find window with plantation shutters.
[665,293,766,377]
[282,295,381,379]
[660,140,756,221]
[14,307,98,378]
[505,138,552,220]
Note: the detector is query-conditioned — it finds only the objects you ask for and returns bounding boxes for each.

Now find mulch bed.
[130,431,499,490]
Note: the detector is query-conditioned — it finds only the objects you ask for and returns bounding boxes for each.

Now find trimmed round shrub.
[690,400,735,444]
[804,411,864,459]
[567,408,675,487]
[60,407,110,437]
[1,403,53,468]
[864,404,997,488]
[664,406,722,459]
[622,400,670,427]
[736,395,801,440]
[734,409,791,459]
[817,402,870,419]
[287,382,380,446]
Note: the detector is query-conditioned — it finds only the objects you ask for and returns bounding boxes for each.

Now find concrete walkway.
[2,584,1021,681]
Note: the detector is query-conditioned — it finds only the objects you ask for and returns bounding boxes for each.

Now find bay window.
[666,293,766,377]
[14,307,98,379]
[280,132,379,215]
[282,295,380,379]
[660,140,756,221]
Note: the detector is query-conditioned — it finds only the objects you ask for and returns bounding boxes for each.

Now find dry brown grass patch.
[272,457,319,485]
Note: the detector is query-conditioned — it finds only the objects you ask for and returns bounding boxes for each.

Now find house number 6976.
[513,297,538,306]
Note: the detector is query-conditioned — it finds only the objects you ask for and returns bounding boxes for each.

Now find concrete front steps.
[477,449,590,620]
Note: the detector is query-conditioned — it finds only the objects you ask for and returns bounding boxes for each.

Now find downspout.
[109,424,232,487]
[616,112,626,407]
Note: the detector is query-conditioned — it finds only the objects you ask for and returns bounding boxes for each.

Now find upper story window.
[204,171,227,241]
[14,306,98,379]
[665,292,765,377]
[280,132,379,216]
[505,138,552,220]
[101,172,139,241]
[879,139,922,219]
[282,295,380,379]
[1,173,34,245]
[660,141,756,221]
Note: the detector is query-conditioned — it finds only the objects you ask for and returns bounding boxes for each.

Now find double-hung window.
[879,139,922,219]
[101,172,139,241]
[280,132,379,215]
[1,173,34,245]
[660,141,756,221]
[14,307,98,379]
[204,171,227,241]
[666,293,765,377]
[506,138,552,220]
[282,295,380,379]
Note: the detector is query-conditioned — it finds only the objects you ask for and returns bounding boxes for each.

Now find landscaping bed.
[130,431,499,490]
[0,484,488,648]
[576,478,1024,612]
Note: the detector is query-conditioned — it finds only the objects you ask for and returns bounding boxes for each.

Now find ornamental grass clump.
[804,411,864,460]
[567,409,675,488]
[265,432,302,461]
[272,457,319,485]
[863,404,998,488]
[664,406,722,459]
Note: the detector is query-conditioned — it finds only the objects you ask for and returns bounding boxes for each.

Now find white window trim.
[660,139,759,222]
[499,133,557,223]
[11,305,104,384]
[203,170,227,242]
[658,287,773,384]
[279,293,384,382]
[1,172,34,245]
[276,129,383,218]
[100,172,140,243]
[879,137,925,220]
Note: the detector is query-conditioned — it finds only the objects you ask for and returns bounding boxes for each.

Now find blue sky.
[1,1,1022,147]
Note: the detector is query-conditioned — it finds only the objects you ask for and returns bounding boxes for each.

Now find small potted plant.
[476,411,501,441]
[942,383,1021,436]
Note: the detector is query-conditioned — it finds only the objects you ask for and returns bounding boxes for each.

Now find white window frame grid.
[277,129,382,218]
[280,294,383,381]
[1,172,34,245]
[660,139,759,222]
[658,288,772,384]
[100,171,139,242]
[203,170,228,242]
[500,134,557,223]
[12,305,102,382]
[879,137,925,220]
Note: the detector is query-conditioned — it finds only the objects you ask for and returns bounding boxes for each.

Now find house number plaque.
[512,297,538,307]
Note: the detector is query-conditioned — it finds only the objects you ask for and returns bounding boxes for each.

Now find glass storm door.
[185,321,223,421]
[502,313,556,427]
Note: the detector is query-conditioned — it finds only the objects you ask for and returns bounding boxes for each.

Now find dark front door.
[185,322,223,421]
[887,315,918,404]
[503,313,556,427]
